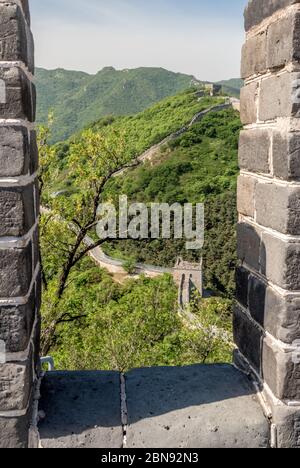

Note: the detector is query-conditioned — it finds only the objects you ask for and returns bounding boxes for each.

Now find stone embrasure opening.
[1,0,300,449]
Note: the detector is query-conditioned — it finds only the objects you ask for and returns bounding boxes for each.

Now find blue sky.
[30,0,247,81]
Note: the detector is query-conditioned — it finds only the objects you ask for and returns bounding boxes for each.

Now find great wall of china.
[1,0,300,448]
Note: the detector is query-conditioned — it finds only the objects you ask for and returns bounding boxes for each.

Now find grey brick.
[241,32,267,79]
[240,82,258,124]
[0,243,32,297]
[265,288,300,343]
[233,305,263,374]
[0,290,35,353]
[237,175,257,218]
[236,266,249,309]
[0,409,31,448]
[263,339,300,400]
[261,231,300,290]
[0,184,35,237]
[267,11,300,69]
[256,183,300,235]
[247,272,300,343]
[245,0,300,32]
[239,129,270,174]
[237,222,261,272]
[0,126,31,177]
[259,72,300,121]
[0,347,33,411]
[273,131,300,180]
[0,3,33,71]
[0,67,35,121]
[0,1,31,24]
[248,274,267,327]
[270,403,300,448]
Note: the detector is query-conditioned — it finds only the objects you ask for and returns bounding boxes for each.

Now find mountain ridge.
[35,66,242,142]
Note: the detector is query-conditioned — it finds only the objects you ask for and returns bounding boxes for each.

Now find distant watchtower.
[173,258,203,308]
[205,83,221,97]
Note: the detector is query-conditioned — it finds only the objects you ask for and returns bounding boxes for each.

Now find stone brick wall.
[0,0,40,448]
[236,0,300,448]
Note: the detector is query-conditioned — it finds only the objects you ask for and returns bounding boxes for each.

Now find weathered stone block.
[233,305,263,374]
[267,11,300,69]
[241,32,267,78]
[247,273,300,343]
[0,3,33,70]
[265,288,300,343]
[0,243,32,297]
[0,409,30,448]
[0,184,35,237]
[0,291,35,353]
[248,274,267,327]
[256,182,300,235]
[261,231,300,290]
[271,403,300,448]
[263,338,300,400]
[259,72,300,121]
[236,266,249,308]
[245,0,300,32]
[240,82,258,124]
[0,348,33,411]
[273,131,300,180]
[0,67,35,121]
[239,129,270,174]
[237,222,261,271]
[237,175,257,218]
[0,0,30,23]
[0,126,31,177]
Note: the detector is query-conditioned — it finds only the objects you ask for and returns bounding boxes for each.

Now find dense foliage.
[42,90,224,199]
[40,219,233,372]
[36,67,202,142]
[103,108,241,296]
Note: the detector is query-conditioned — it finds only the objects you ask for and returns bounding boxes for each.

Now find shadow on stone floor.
[38,364,269,448]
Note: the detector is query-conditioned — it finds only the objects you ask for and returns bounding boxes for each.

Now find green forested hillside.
[104,108,241,295]
[44,89,224,194]
[217,78,243,97]
[36,66,202,143]
[43,91,240,296]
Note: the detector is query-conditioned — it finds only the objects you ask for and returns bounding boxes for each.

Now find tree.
[38,126,134,354]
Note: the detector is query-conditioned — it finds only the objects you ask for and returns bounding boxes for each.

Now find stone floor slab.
[125,364,270,448]
[38,371,123,448]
